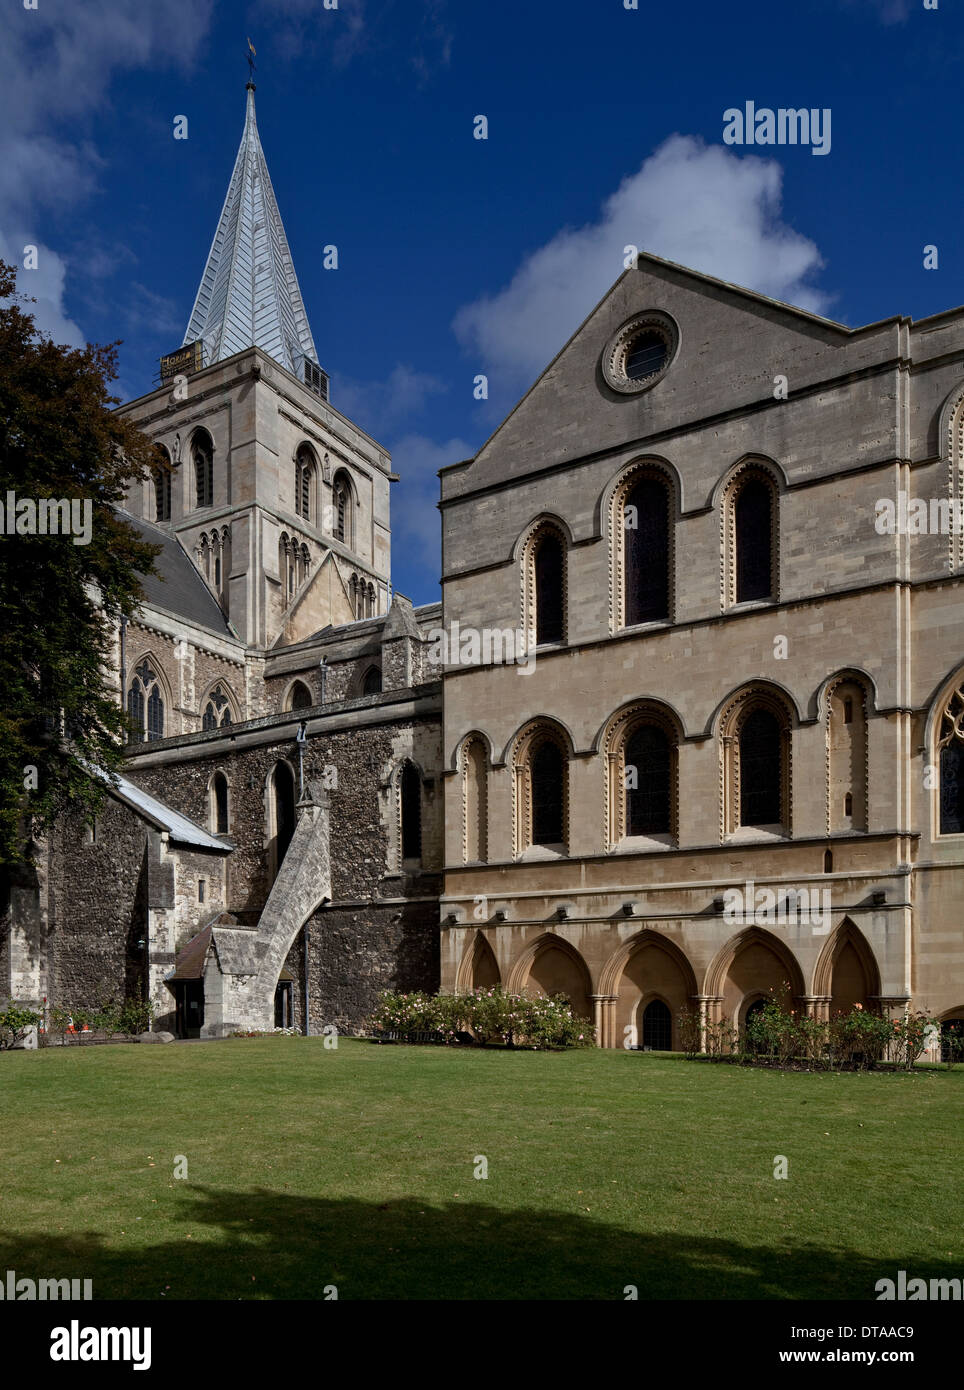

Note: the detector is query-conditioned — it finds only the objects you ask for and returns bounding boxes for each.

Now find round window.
[602,312,678,395]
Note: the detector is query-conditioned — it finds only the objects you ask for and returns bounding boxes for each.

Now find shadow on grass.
[2,1185,946,1300]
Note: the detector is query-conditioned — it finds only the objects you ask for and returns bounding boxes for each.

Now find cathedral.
[4,82,964,1055]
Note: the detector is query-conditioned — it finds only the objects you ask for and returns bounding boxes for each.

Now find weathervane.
[246,36,257,84]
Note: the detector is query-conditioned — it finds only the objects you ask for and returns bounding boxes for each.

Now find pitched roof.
[182,84,319,378]
[121,511,235,639]
[106,771,233,851]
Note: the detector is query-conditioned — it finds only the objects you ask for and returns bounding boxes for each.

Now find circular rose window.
[602,312,679,394]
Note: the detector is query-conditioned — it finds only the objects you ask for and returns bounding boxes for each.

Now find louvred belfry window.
[193,435,214,509]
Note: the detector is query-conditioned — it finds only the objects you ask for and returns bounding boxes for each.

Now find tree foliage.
[0,259,161,871]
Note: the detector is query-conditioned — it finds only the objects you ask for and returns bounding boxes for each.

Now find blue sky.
[2,0,962,606]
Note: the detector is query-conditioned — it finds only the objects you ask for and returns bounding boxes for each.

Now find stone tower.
[117,82,392,650]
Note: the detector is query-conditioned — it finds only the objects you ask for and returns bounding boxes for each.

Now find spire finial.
[246,36,257,88]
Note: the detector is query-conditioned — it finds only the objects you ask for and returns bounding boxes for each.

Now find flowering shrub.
[368,987,594,1050]
[680,989,938,1070]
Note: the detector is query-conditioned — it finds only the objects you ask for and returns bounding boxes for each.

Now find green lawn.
[0,1039,960,1300]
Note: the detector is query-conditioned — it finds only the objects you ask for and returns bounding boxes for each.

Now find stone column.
[590,994,618,1048]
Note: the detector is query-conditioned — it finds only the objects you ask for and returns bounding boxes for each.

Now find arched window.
[527,528,565,645]
[721,690,791,837]
[287,681,313,711]
[624,475,670,625]
[279,533,299,603]
[202,685,233,730]
[625,723,671,836]
[366,582,375,618]
[362,666,381,695]
[198,533,210,580]
[296,446,315,523]
[127,660,165,743]
[828,678,868,833]
[211,772,229,834]
[531,738,565,846]
[219,527,231,609]
[739,708,782,827]
[300,544,311,586]
[734,476,773,602]
[193,431,214,509]
[153,446,173,522]
[332,473,351,545]
[514,724,569,855]
[939,682,964,834]
[642,998,672,1051]
[400,763,422,861]
[271,762,296,876]
[462,738,488,863]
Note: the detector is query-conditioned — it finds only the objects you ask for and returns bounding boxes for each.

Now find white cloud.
[333,363,448,440]
[453,134,830,395]
[0,234,84,347]
[389,433,473,585]
[0,0,215,345]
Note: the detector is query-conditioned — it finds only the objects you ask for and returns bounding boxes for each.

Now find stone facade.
[437,252,964,1053]
[8,90,964,1059]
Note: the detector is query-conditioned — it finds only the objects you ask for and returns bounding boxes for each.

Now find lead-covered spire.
[182,84,319,379]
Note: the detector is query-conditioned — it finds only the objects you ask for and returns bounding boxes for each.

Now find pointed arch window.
[938,683,964,834]
[332,473,351,545]
[202,685,233,731]
[270,761,296,877]
[362,666,381,695]
[153,446,173,522]
[624,475,670,625]
[296,446,315,523]
[127,660,164,743]
[193,431,214,509]
[211,772,229,834]
[642,998,672,1051]
[400,763,422,862]
[287,680,313,711]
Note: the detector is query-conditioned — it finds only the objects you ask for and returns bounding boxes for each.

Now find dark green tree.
[0,259,161,874]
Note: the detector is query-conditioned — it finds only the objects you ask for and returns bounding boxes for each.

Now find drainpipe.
[303,925,310,1036]
[119,617,127,711]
